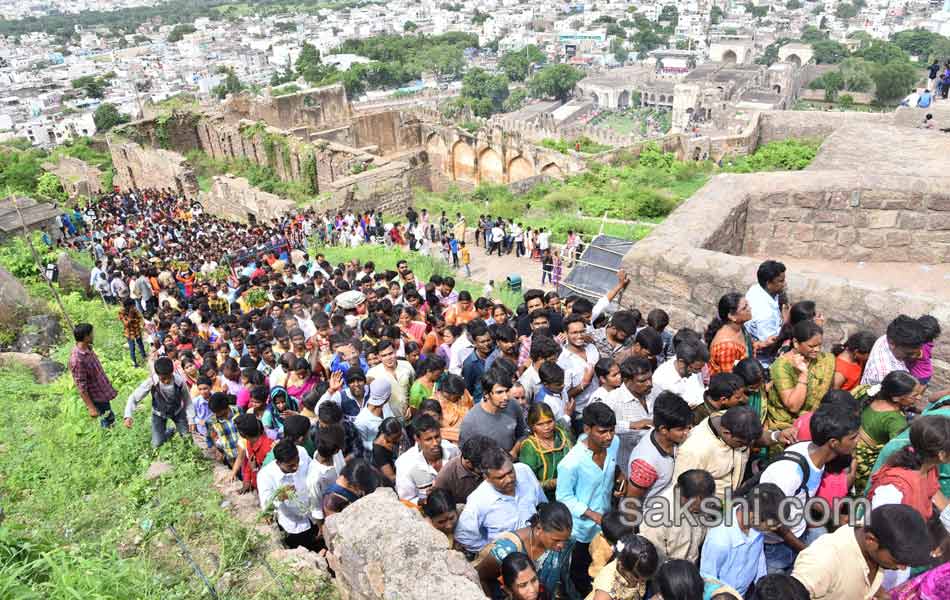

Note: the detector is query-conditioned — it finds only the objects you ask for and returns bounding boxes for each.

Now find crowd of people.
[63,187,950,600]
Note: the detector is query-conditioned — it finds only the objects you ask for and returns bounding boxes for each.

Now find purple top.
[909,341,934,380]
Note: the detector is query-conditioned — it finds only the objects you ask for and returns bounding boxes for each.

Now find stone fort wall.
[618,171,950,387]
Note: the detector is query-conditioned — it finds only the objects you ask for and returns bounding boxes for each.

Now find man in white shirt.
[395,413,460,503]
[354,378,395,451]
[258,438,318,551]
[604,356,657,474]
[538,229,550,252]
[745,260,786,366]
[652,339,708,408]
[557,314,600,430]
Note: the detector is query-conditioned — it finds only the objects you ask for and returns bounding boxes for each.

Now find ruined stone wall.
[322,155,425,216]
[743,181,950,264]
[198,175,296,223]
[619,171,950,387]
[757,110,889,146]
[108,138,199,197]
[43,156,103,198]
[224,85,352,131]
[347,110,423,155]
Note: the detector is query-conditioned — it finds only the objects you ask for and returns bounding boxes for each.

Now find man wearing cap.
[124,357,196,448]
[354,378,395,452]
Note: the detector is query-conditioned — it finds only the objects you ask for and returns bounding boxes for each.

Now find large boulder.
[323,488,484,600]
[0,267,40,341]
[15,314,62,354]
[56,252,92,296]
[0,352,65,383]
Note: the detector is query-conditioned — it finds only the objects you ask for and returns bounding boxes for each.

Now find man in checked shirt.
[68,323,118,428]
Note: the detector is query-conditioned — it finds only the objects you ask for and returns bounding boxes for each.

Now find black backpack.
[734,451,812,499]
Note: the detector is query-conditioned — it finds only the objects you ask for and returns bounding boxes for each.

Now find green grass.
[590,108,672,136]
[415,138,821,244]
[312,244,525,306]
[0,240,334,599]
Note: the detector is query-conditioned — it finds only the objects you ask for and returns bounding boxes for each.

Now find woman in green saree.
[519,403,573,501]
[765,320,835,432]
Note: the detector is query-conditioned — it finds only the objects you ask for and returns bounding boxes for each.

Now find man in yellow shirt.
[792,504,932,600]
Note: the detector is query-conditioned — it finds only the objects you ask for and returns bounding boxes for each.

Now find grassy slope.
[0,244,332,599]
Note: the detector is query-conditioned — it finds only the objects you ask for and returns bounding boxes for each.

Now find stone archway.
[618,90,630,109]
[478,147,504,184]
[508,156,534,182]
[451,140,477,184]
[786,54,801,67]
[722,50,737,64]
[540,163,563,179]
[590,91,600,107]
[773,84,782,94]
[659,94,667,104]
[425,133,447,176]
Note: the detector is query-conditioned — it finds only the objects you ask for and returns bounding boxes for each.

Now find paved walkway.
[465,240,554,292]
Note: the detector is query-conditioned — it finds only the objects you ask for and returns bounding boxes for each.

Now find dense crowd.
[62,187,950,600]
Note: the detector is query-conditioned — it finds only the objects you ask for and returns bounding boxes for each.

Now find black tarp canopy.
[558,234,635,307]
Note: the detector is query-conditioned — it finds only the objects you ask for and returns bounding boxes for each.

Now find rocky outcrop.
[323,488,485,600]
[0,266,41,338]
[0,352,65,383]
[56,252,92,296]
[15,314,62,354]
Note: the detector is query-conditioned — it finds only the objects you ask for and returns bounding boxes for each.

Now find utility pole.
[11,195,74,331]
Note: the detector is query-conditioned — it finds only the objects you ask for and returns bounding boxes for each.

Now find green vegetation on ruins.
[185,149,320,208]
[0,137,115,202]
[540,137,613,155]
[0,235,334,600]
[415,139,821,244]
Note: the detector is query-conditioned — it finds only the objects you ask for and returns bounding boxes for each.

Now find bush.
[722,139,821,173]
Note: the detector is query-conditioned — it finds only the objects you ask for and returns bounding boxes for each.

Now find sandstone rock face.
[56,252,92,296]
[323,488,485,600]
[0,267,40,339]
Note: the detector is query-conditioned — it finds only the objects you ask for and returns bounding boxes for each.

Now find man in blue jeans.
[123,357,196,447]
[758,399,860,573]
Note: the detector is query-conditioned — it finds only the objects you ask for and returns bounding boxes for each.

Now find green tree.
[835,3,858,19]
[838,94,855,108]
[711,6,724,24]
[93,103,129,132]
[847,30,873,50]
[296,41,336,84]
[167,23,196,42]
[503,88,528,112]
[499,45,545,81]
[459,68,510,117]
[801,26,827,42]
[528,64,583,102]
[632,29,664,58]
[856,40,909,65]
[812,39,849,64]
[472,9,489,25]
[611,38,629,64]
[606,23,626,39]
[35,172,67,203]
[71,75,107,99]
[659,5,679,28]
[871,60,920,104]
[891,28,950,61]
[403,21,418,32]
[757,38,791,65]
[821,71,844,101]
[786,0,801,8]
[212,68,245,99]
